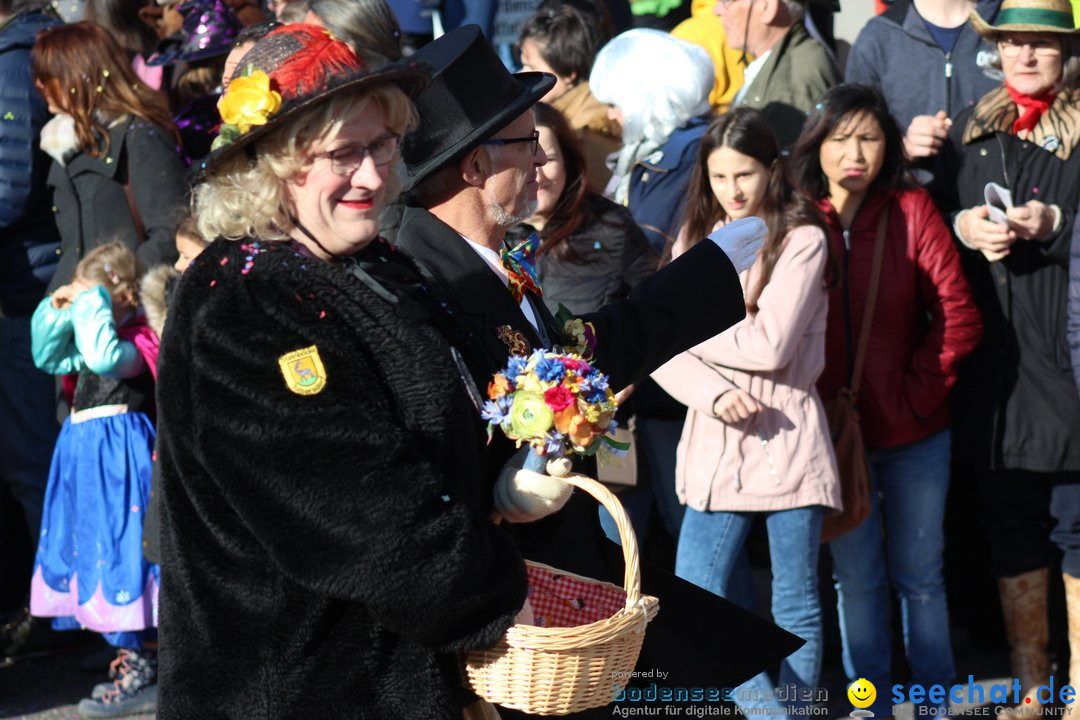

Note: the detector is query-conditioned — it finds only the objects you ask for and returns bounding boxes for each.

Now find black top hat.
[402,25,555,190]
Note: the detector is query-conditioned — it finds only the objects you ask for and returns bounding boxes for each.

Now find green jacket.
[738,20,840,148]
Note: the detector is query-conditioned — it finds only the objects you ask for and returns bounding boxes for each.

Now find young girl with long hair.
[33,21,187,293]
[507,102,656,316]
[652,107,841,720]
[30,242,160,716]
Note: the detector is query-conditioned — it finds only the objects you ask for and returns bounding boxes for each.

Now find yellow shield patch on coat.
[278,345,327,395]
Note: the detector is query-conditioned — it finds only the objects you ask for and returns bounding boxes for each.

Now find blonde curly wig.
[194,83,418,243]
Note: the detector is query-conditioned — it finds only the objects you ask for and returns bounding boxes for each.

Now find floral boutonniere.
[211,66,282,151]
[552,304,597,362]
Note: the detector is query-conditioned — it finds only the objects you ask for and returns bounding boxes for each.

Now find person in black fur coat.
[155,26,560,720]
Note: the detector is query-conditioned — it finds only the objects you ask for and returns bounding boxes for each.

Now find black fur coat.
[155,237,527,719]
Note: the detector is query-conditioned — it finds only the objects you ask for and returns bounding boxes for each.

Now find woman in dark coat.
[943,0,1080,704]
[507,102,657,317]
[155,25,552,719]
[33,21,187,292]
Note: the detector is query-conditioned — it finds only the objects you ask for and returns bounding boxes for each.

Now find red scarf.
[1006,82,1056,135]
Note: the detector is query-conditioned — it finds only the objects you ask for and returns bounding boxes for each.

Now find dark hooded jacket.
[0,8,61,315]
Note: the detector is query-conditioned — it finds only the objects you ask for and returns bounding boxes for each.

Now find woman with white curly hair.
[590,27,714,255]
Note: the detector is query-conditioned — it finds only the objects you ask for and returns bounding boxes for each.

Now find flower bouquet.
[467,349,657,714]
[481,349,626,474]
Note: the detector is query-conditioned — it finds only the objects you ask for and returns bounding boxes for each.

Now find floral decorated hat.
[196,23,428,176]
[971,0,1080,37]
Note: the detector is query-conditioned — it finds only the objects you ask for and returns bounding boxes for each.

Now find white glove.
[707,216,767,275]
[493,459,574,523]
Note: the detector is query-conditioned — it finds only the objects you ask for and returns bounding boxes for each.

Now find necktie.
[500,232,543,304]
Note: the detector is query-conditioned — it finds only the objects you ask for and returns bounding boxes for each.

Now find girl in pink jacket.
[653,108,841,720]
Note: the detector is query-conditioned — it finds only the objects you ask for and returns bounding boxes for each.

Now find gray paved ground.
[0,621,1021,720]
[0,634,153,720]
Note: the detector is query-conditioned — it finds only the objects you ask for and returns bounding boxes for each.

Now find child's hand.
[50,284,76,309]
[51,279,96,309]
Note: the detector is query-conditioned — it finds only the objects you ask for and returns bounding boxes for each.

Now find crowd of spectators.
[3,0,1080,717]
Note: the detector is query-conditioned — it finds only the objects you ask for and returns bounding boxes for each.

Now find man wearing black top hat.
[388,24,802,715]
[393,23,763,421]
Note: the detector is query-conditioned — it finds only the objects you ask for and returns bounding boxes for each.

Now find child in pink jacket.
[653,108,840,720]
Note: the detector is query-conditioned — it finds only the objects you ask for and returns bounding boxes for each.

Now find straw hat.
[971,0,1079,38]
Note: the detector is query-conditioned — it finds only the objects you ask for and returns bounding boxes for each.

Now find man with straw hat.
[947,0,1080,713]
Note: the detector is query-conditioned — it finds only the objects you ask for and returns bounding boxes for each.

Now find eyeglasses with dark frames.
[481,130,540,156]
[315,135,401,175]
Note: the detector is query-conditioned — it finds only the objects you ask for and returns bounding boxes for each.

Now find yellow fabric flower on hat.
[218,69,282,135]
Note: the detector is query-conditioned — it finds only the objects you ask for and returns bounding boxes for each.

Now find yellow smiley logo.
[848,678,877,709]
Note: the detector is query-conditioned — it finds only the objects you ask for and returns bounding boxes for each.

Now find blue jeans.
[676,505,825,718]
[829,429,956,716]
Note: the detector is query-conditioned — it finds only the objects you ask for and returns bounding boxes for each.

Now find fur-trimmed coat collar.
[963,85,1080,160]
[551,81,621,140]
[139,264,177,339]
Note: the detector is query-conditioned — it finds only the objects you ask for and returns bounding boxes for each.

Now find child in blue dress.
[29,241,159,717]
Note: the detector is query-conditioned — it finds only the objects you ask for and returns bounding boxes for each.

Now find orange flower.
[553,405,578,435]
[488,373,511,399]
[569,415,597,448]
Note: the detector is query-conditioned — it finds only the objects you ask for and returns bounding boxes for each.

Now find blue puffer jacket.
[0,9,62,317]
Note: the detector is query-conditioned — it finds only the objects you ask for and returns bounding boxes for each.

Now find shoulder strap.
[850,205,888,394]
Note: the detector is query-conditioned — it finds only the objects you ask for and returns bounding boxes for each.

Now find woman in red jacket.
[790,84,982,715]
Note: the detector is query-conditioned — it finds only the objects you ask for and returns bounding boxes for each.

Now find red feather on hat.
[266,24,365,101]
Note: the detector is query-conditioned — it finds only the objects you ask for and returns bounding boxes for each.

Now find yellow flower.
[218,70,282,135]
[516,374,547,395]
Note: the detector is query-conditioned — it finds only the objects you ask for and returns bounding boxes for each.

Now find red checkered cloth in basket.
[526,564,627,628]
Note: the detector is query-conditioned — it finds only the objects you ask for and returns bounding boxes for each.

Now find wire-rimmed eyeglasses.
[316,135,401,175]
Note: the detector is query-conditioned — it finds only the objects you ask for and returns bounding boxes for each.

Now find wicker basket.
[465,474,660,715]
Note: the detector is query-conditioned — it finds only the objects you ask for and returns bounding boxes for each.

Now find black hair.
[519,2,605,82]
[231,19,282,48]
[789,83,908,201]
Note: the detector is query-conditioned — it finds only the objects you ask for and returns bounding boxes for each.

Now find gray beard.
[490,198,538,228]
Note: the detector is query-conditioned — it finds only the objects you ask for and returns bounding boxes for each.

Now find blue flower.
[535,354,566,382]
[544,432,565,457]
[584,371,609,392]
[506,355,528,379]
[481,398,511,425]
[585,388,607,405]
